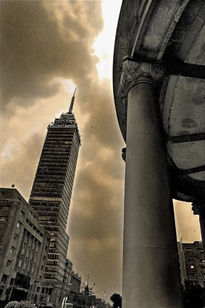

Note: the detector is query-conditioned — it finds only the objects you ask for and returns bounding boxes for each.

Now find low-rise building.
[70,271,81,294]
[178,241,205,288]
[67,271,81,306]
[61,259,73,303]
[0,188,50,305]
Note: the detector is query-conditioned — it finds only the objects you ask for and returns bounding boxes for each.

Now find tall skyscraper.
[29,90,80,306]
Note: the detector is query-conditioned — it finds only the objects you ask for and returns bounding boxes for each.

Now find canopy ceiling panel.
[113,0,205,202]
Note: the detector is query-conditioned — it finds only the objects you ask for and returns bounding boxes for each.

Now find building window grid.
[29,116,80,286]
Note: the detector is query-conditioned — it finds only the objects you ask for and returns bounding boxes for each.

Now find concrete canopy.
[113,0,205,203]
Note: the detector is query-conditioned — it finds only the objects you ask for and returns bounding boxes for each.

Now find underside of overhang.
[113,0,205,202]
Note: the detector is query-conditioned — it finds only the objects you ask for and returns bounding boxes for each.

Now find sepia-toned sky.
[0,0,201,301]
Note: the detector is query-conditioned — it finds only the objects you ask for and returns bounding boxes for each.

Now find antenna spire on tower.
[69,88,76,113]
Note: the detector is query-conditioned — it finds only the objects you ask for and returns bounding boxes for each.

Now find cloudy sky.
[0,0,201,300]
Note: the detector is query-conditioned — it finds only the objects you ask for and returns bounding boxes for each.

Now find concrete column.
[119,59,182,308]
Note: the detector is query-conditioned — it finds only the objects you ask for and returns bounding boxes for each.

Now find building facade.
[61,259,73,303]
[178,241,205,288]
[0,188,50,305]
[70,271,81,294]
[29,93,81,306]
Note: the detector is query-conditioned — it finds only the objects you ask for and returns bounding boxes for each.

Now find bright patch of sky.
[93,0,122,80]
[54,1,122,101]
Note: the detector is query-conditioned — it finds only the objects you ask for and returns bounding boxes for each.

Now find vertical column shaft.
[123,77,182,307]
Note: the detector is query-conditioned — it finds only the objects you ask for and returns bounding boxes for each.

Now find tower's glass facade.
[29,106,80,304]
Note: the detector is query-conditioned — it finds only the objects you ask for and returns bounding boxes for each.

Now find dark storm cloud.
[1,0,124,297]
[0,133,44,194]
[1,0,102,109]
[71,155,123,240]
